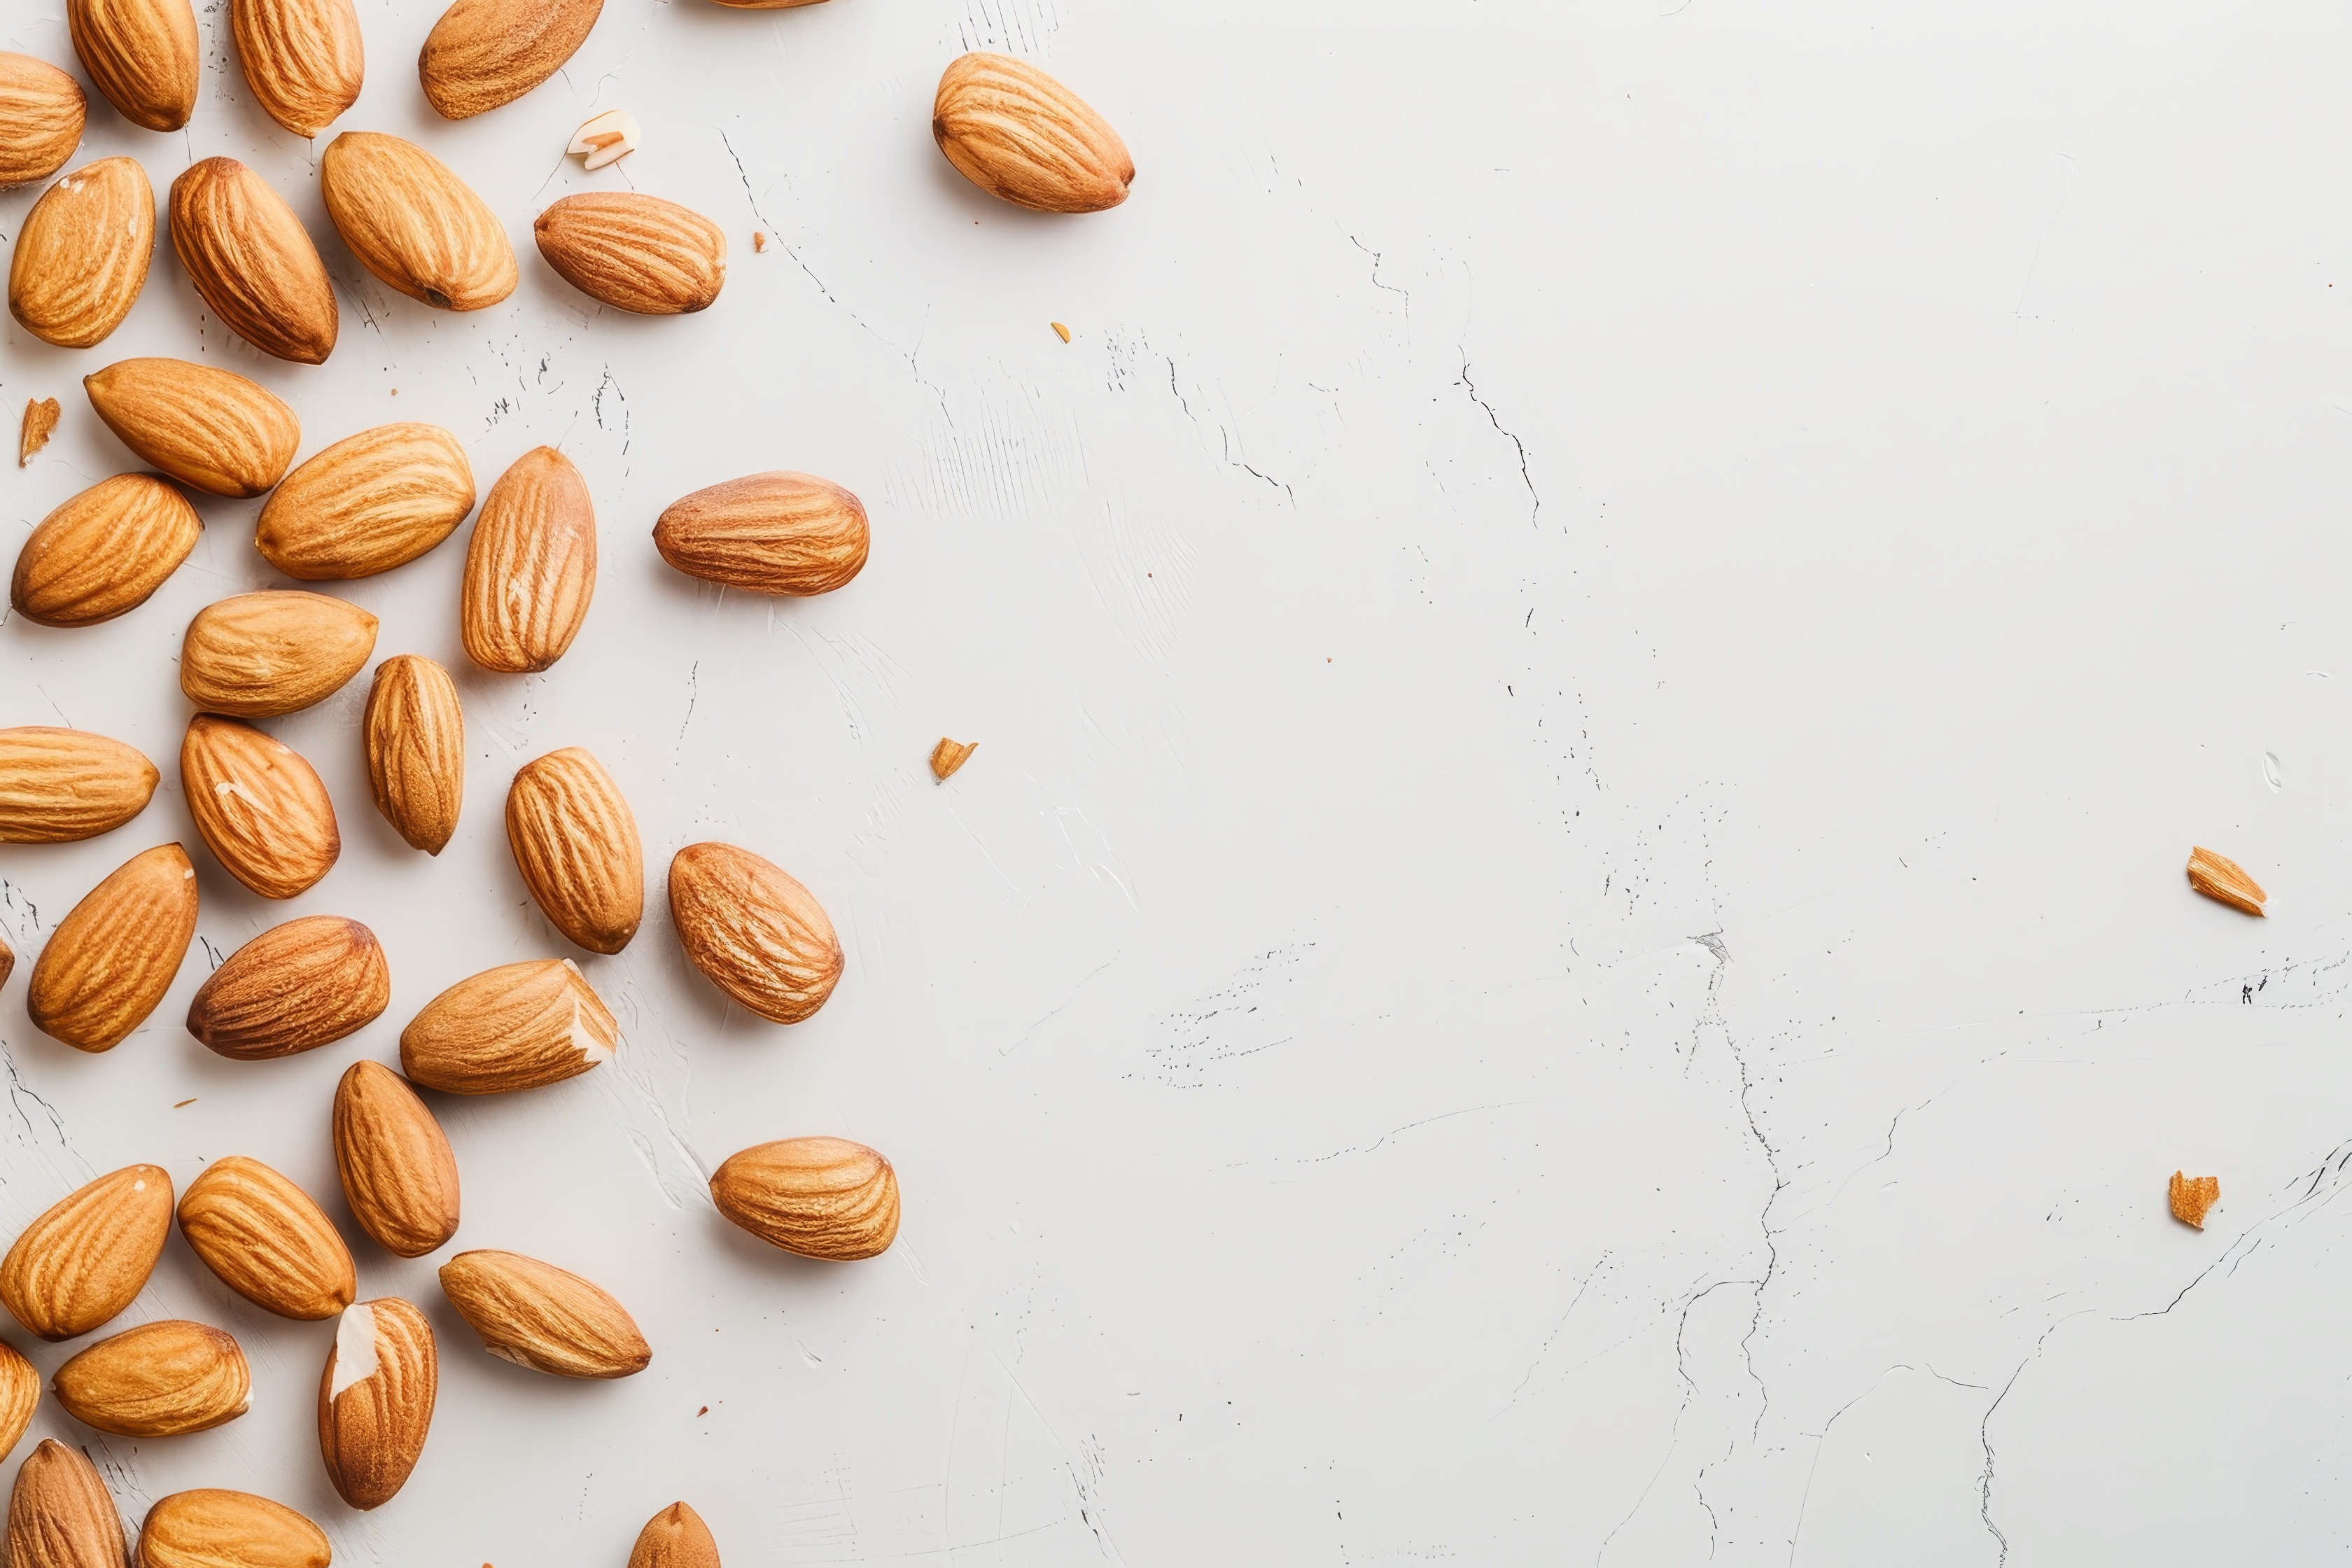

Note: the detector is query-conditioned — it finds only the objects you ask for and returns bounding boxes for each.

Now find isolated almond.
[667,842,842,1023]
[437,1250,648,1378]
[653,472,868,596]
[932,52,1132,214]
[505,748,641,953]
[54,1321,249,1437]
[257,423,475,580]
[28,846,197,1053]
[533,193,724,314]
[181,715,340,899]
[11,474,200,629]
[69,0,199,132]
[710,1138,899,1261]
[318,1298,434,1510]
[230,0,362,138]
[0,728,159,842]
[0,55,88,188]
[419,0,601,119]
[84,359,299,499]
[398,958,617,1094]
[0,1166,172,1342]
[629,1503,719,1568]
[8,1441,128,1568]
[8,158,154,349]
[179,592,378,717]
[177,1157,356,1320]
[187,917,387,1060]
[0,1345,36,1462]
[138,1490,330,1568]
[363,654,465,855]
[168,158,337,365]
[461,446,596,672]
[332,1061,460,1258]
[319,132,516,311]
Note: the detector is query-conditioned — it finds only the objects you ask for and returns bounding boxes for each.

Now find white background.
[4,0,2350,1562]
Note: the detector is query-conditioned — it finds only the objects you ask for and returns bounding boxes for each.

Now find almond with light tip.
[0,1166,173,1342]
[629,1503,719,1568]
[711,1138,899,1261]
[230,0,362,139]
[8,1441,127,1568]
[534,192,725,314]
[70,0,199,131]
[332,1061,461,1258]
[318,1298,435,1510]
[138,1490,331,1568]
[11,474,200,629]
[181,716,340,899]
[363,654,465,855]
[932,52,1132,214]
[169,158,337,364]
[257,423,475,580]
[438,1250,648,1378]
[668,841,843,1023]
[419,0,602,120]
[84,359,299,498]
[9,157,154,349]
[653,473,867,596]
[461,446,596,672]
[187,916,388,1060]
[320,132,515,310]
[52,1320,249,1437]
[398,958,618,1094]
[0,728,158,842]
[178,1157,356,1320]
[0,55,88,188]
[179,592,379,717]
[505,747,642,953]
[28,846,198,1053]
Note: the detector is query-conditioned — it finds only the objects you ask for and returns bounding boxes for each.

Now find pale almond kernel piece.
[566,108,638,170]
[2187,845,2266,917]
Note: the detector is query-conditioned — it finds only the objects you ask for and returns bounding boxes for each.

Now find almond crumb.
[930,737,978,781]
[753,232,767,253]
[19,397,59,466]
[172,1098,197,1109]
[697,1405,708,1415]
[566,109,641,172]
[2187,846,2266,916]
[1051,321,1072,342]
[2169,1170,2220,1228]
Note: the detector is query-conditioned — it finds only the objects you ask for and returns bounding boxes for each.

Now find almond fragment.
[505,748,643,953]
[179,591,378,717]
[929,738,976,781]
[181,715,341,899]
[652,472,866,595]
[2187,846,2265,917]
[257,423,475,580]
[138,1490,331,1568]
[419,0,603,120]
[533,192,724,314]
[332,1061,461,1258]
[629,1503,719,1568]
[168,158,338,365]
[318,1298,435,1510]
[11,474,202,629]
[461,446,596,672]
[187,916,388,1060]
[9,158,155,349]
[53,1320,249,1437]
[438,1250,650,1378]
[0,56,88,188]
[69,0,200,131]
[84,358,299,499]
[566,108,638,170]
[0,1344,36,1462]
[399,958,619,1095]
[668,842,842,1023]
[230,0,363,138]
[178,1157,356,1320]
[2169,1170,2220,1229]
[8,1441,127,1568]
[932,52,1133,214]
[363,654,465,855]
[0,727,160,843]
[28,846,198,1053]
[710,1138,899,1261]
[0,1166,172,1341]
[319,132,516,311]
[0,936,10,993]
[18,398,59,466]
[1050,321,1070,342]
[751,232,765,253]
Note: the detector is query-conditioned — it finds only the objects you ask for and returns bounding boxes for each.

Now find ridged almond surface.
[69,0,198,131]
[8,1440,127,1568]
[53,1321,249,1437]
[362,654,464,855]
[177,1157,355,1320]
[137,1490,330,1568]
[181,716,340,900]
[437,1250,649,1378]
[332,1061,460,1258]
[505,748,641,953]
[8,158,154,349]
[629,1503,719,1568]
[186,916,388,1060]
[932,52,1132,214]
[0,1166,173,1341]
[710,1138,899,1261]
[178,592,378,717]
[653,472,868,596]
[398,958,617,1094]
[318,1298,434,1510]
[0,728,159,843]
[319,132,515,310]
[256,423,475,580]
[420,0,602,120]
[0,938,10,995]
[0,56,88,188]
[461,446,595,672]
[27,846,197,1053]
[668,842,843,1023]
[11,474,200,629]
[169,158,337,365]
[84,360,298,499]
[0,1344,37,1462]
[230,0,362,138]
[533,192,724,314]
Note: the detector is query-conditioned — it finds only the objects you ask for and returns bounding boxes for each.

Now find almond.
[8,1441,128,1568]
[667,842,842,1023]
[20,397,61,466]
[0,55,88,188]
[8,158,154,349]
[181,715,340,900]
[177,1157,356,1320]
[629,1503,719,1568]
[186,916,388,1060]
[710,1138,899,1261]
[0,1166,173,1342]
[84,359,299,499]
[0,727,159,842]
[928,737,976,781]
[332,1061,461,1258]
[28,846,197,1053]
[0,1344,36,1462]
[0,937,11,994]
[461,446,596,672]
[320,132,516,311]
[932,52,1132,214]
[436,1250,649,1378]
[54,1321,249,1438]
[318,1298,434,1510]
[533,192,724,314]
[419,0,602,120]
[168,158,337,365]
[178,591,378,717]
[138,1490,329,1568]
[69,0,199,132]
[363,654,465,855]
[11,474,200,629]
[398,958,617,1095]
[2188,845,2265,917]
[230,0,362,139]
[652,472,867,596]
[256,423,475,580]
[505,748,642,953]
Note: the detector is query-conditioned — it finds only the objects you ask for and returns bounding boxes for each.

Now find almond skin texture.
[8,1440,128,1568]
[84,360,299,499]
[178,591,378,717]
[257,423,475,580]
[0,937,10,994]
[629,1503,719,1568]
[363,654,465,854]
[420,0,603,120]
[0,728,159,843]
[70,0,199,131]
[0,56,87,188]
[54,1321,249,1438]
[230,0,362,138]
[653,472,868,596]
[0,1344,38,1462]
[177,1157,356,1320]
[668,842,843,1023]
[9,158,154,349]
[186,915,389,1060]
[181,715,340,899]
[437,1250,649,1378]
[332,1061,460,1258]
[0,1166,173,1342]
[399,958,617,1094]
[318,1298,434,1511]
[461,446,595,673]
[932,52,1132,214]
[505,748,642,953]
[28,846,198,1053]
[12,474,200,629]
[319,132,516,310]
[138,1490,330,1568]
[169,158,337,365]
[533,193,724,314]
[711,1138,898,1261]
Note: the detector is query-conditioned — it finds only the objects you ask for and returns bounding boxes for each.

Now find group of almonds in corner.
[2169,844,2270,1232]
[0,0,1131,1560]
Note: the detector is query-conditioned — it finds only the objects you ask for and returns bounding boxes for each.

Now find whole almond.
[0,1166,172,1341]
[8,158,154,349]
[138,1491,329,1568]
[332,1061,460,1258]
[54,1321,249,1437]
[28,846,198,1053]
[629,1503,720,1568]
[12,474,200,629]
[533,192,724,314]
[0,1344,36,1462]
[177,1157,356,1320]
[0,728,159,842]
[230,0,362,138]
[168,158,337,365]
[8,1441,128,1568]
[84,360,299,499]
[178,591,378,717]
[256,423,475,580]
[0,56,88,188]
[505,748,642,953]
[318,1298,434,1511]
[319,132,516,311]
[437,1250,648,1378]
[398,958,617,1094]
[69,0,199,131]
[181,715,340,899]
[186,916,388,1060]
[932,52,1132,214]
[653,472,868,596]
[362,654,465,855]
[419,0,601,121]
[667,842,842,1023]
[461,446,596,672]
[710,1138,899,1261]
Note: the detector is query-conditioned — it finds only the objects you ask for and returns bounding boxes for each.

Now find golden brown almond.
[54,1321,249,1437]
[28,847,197,1053]
[667,842,842,1023]
[0,1166,173,1342]
[505,748,641,953]
[319,132,516,311]
[8,158,155,349]
[652,472,867,596]
[629,1502,719,1568]
[0,727,159,843]
[932,52,1132,214]
[230,0,362,139]
[419,0,601,120]
[256,423,475,580]
[710,1138,899,1261]
[177,1157,356,1320]
[929,737,976,781]
[181,715,340,899]
[318,1298,434,1510]
[0,1343,36,1462]
[168,158,337,365]
[83,359,299,499]
[398,958,617,1094]
[533,192,724,315]
[332,1061,460,1258]
[9,1440,127,1568]
[2169,1169,2220,1230]
[178,591,378,717]
[461,446,596,672]
[436,1250,648,1378]
[69,0,198,132]
[363,654,465,855]
[186,916,388,1060]
[138,1490,330,1568]
[18,397,60,466]
[11,473,201,629]
[0,935,10,993]
[2187,846,2265,917]
[0,56,86,188]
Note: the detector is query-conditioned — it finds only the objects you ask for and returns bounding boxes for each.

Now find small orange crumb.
[697,1405,708,1415]
[753,232,767,253]
[390,388,398,396]
[930,737,978,781]
[2187,846,2266,916]
[19,397,59,466]
[2169,1170,2220,1229]
[173,1098,197,1109]
[1051,321,1071,342]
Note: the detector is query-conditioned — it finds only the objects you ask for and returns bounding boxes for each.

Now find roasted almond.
[320,132,516,311]
[256,423,475,580]
[932,52,1132,214]
[70,0,199,131]
[84,359,299,499]
[437,1250,649,1378]
[181,715,340,900]
[0,1343,36,1462]
[54,1320,249,1437]
[230,0,362,138]
[8,1441,127,1568]
[710,1138,899,1261]
[629,1503,719,1568]
[533,192,724,314]
[0,56,88,188]
[179,591,378,717]
[138,1490,330,1568]
[461,446,596,672]
[0,1166,172,1342]
[421,0,601,119]
[668,842,842,1023]
[505,747,641,953]
[363,654,465,855]
[11,473,200,629]
[652,472,867,596]
[398,958,617,1095]
[8,157,155,349]
[28,846,198,1053]
[178,1157,356,1320]
[0,727,159,842]
[168,158,337,365]
[332,1061,460,1258]
[187,916,388,1060]
[318,1298,434,1510]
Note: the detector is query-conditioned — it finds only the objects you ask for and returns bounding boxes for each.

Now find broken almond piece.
[2169,1170,2219,1229]
[930,738,976,781]
[18,398,58,466]
[752,232,766,253]
[2187,846,2265,916]
[1050,321,1070,343]
[568,110,640,172]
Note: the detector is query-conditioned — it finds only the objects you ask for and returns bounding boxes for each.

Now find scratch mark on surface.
[1458,352,1539,524]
